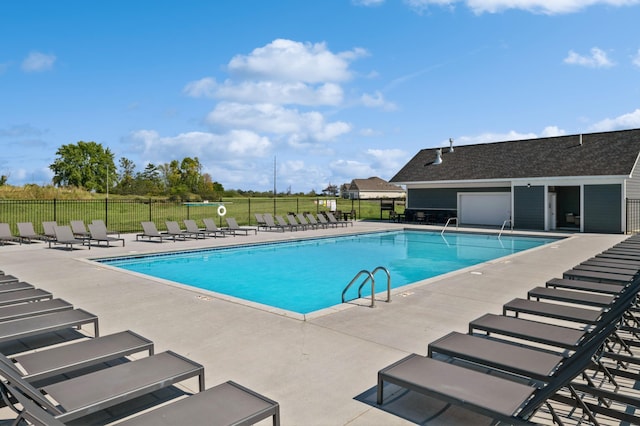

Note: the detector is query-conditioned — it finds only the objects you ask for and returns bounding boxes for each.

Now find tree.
[50,141,115,191]
[115,157,136,195]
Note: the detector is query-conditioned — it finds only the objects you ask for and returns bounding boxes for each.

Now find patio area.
[0,221,629,425]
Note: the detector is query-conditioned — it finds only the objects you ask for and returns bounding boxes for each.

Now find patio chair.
[0,281,34,294]
[184,219,213,238]
[88,223,125,247]
[225,217,257,236]
[315,213,338,228]
[287,214,308,230]
[0,309,99,345]
[297,213,317,230]
[0,298,73,323]
[70,220,91,240]
[0,223,21,246]
[202,218,231,237]
[305,213,327,229]
[0,350,204,423]
[50,225,89,250]
[136,221,177,242]
[42,221,57,241]
[0,289,53,307]
[0,275,18,284]
[91,219,120,237]
[262,213,285,232]
[378,290,628,424]
[255,213,268,230]
[17,222,48,244]
[2,330,153,383]
[275,215,299,231]
[326,212,352,227]
[4,379,280,426]
[165,220,196,239]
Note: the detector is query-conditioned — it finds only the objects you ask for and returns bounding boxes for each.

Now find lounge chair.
[5,379,280,426]
[0,309,99,345]
[275,215,299,231]
[70,220,91,240]
[166,220,197,239]
[0,298,73,323]
[50,225,89,250]
[136,221,177,242]
[2,330,153,383]
[262,213,285,232]
[297,213,317,230]
[91,219,120,237]
[0,281,34,294]
[563,268,634,284]
[0,274,18,284]
[316,213,338,228]
[255,213,268,230]
[378,297,626,424]
[326,212,352,227]
[225,217,257,235]
[88,223,125,247]
[17,222,48,244]
[184,219,213,238]
[42,221,57,241]
[0,350,204,423]
[0,289,53,307]
[202,218,231,237]
[0,223,21,245]
[287,214,308,230]
[305,213,327,229]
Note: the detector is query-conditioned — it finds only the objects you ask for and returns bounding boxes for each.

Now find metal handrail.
[441,217,458,235]
[498,218,513,238]
[342,266,392,308]
[358,266,391,303]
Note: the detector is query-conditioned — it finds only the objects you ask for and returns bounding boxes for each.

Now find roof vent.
[579,134,583,146]
[449,138,454,152]
[433,148,443,165]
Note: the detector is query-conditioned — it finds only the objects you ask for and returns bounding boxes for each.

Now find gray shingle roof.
[390,129,640,183]
[349,177,404,192]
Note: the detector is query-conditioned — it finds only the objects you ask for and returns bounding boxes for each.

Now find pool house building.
[390,128,640,233]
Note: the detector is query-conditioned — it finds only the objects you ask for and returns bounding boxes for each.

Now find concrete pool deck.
[0,221,630,425]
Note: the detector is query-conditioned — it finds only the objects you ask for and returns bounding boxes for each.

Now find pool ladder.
[342,266,391,308]
[441,217,458,236]
[498,218,513,238]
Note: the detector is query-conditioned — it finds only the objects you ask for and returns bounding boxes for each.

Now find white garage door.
[458,193,511,226]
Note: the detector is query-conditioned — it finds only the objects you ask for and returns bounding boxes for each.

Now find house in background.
[390,128,640,233]
[344,177,406,200]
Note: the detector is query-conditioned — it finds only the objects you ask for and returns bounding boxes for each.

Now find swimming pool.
[99,230,559,315]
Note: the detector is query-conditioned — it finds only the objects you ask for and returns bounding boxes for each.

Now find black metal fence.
[0,197,388,234]
[627,199,640,234]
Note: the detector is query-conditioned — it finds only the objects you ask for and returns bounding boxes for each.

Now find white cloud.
[632,49,640,68]
[129,129,271,163]
[589,109,640,132]
[564,47,615,68]
[227,39,367,83]
[21,51,56,72]
[403,0,640,14]
[454,126,566,145]
[213,81,344,106]
[361,91,397,111]
[183,77,217,98]
[206,102,351,142]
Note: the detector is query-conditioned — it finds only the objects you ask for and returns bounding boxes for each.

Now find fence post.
[104,198,109,226]
[53,198,57,222]
[148,198,152,222]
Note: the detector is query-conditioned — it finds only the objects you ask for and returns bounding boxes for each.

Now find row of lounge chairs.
[377,235,640,424]
[0,270,280,425]
[136,218,257,242]
[255,212,352,232]
[0,220,123,250]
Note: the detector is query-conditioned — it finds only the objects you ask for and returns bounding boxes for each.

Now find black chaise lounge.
[3,379,281,426]
[0,350,204,423]
[136,221,177,242]
[88,223,125,247]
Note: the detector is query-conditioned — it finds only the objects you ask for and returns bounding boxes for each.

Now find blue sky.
[1,0,640,193]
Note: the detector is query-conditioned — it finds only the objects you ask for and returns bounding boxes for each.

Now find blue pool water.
[99,230,559,314]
